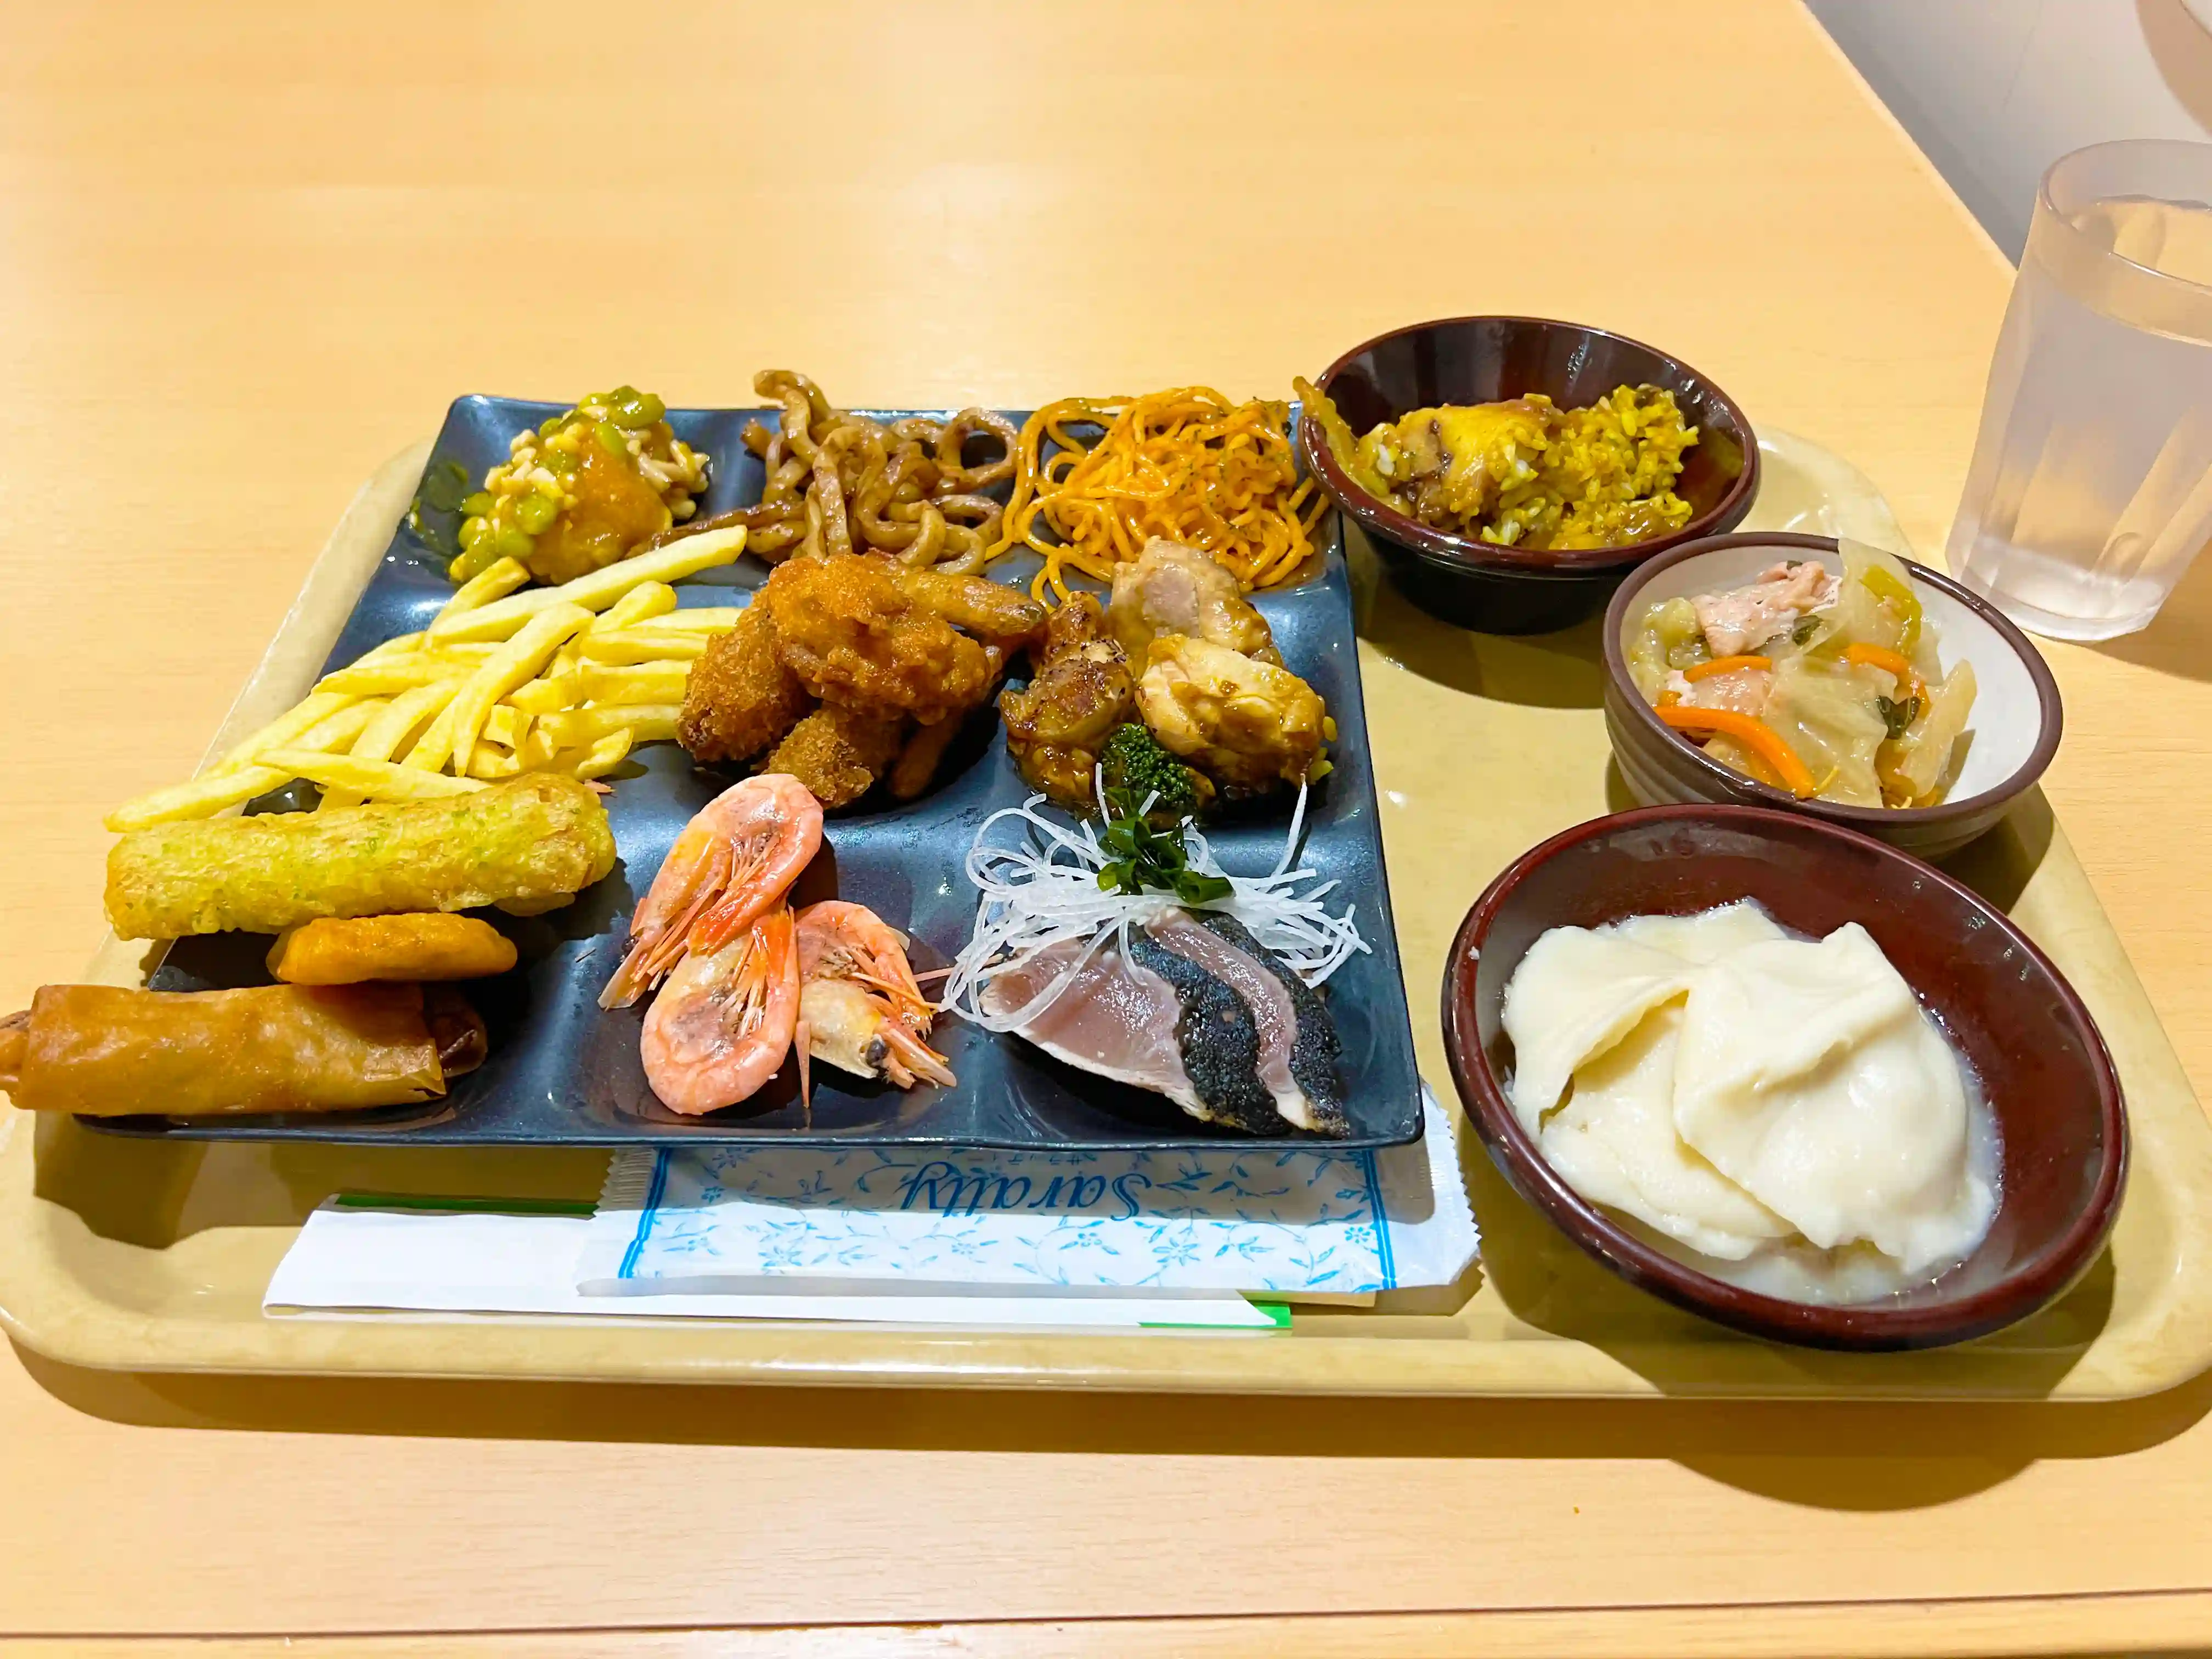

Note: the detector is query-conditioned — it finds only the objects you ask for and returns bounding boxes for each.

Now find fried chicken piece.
[1108,538,1279,664]
[1136,635,1326,795]
[889,714,966,800]
[881,563,1047,653]
[676,601,811,764]
[761,552,991,725]
[888,644,1006,800]
[1000,594,1136,809]
[764,703,909,809]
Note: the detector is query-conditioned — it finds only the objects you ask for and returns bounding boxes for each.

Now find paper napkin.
[262,1198,1278,1329]
[576,1086,1476,1297]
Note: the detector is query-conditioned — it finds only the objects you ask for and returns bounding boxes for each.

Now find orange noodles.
[991,388,1329,601]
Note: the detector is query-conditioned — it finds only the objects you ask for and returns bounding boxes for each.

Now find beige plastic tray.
[4,434,2209,1398]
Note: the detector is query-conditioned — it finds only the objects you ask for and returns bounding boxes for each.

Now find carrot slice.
[1681,653,1771,682]
[1656,705,1819,797]
[1843,642,1925,705]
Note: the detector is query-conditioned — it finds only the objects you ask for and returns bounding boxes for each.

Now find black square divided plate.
[91,399,1423,1150]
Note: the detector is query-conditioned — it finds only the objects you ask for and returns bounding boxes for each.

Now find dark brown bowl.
[1299,316,1759,633]
[1602,533,2064,860]
[1442,805,2127,1352]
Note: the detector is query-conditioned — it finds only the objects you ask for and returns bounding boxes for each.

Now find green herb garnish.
[1099,723,1211,822]
[1877,693,1921,740]
[1095,783,1232,905]
[1791,616,1822,646]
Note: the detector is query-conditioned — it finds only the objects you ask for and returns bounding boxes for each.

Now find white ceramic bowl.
[1600,533,2063,860]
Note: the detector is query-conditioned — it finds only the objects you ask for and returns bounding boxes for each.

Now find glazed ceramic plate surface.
[86,400,1424,1150]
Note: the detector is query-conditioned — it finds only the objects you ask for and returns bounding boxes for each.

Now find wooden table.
[5,1,2212,1651]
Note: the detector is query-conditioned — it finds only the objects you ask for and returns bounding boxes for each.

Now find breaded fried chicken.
[764,703,909,809]
[761,552,992,725]
[676,601,810,764]
[881,564,1047,652]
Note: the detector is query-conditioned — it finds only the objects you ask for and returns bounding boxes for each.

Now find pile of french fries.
[105,529,748,832]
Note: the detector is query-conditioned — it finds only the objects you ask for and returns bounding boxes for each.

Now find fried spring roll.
[0,983,485,1117]
[105,774,616,940]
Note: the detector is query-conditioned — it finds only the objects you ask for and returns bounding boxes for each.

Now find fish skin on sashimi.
[1189,911,1347,1135]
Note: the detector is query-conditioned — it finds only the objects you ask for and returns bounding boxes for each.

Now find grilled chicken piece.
[1107,538,1279,664]
[1135,635,1325,795]
[998,594,1135,809]
[1370,399,1550,528]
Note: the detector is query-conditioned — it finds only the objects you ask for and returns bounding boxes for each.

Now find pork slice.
[1690,561,1838,658]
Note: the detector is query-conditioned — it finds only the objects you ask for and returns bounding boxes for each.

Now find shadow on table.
[2080,496,2212,683]
[1349,526,1607,710]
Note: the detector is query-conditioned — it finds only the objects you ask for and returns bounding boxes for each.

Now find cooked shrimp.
[641,907,799,1115]
[793,899,955,1104]
[599,774,822,1010]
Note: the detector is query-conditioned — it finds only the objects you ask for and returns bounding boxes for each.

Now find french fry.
[628,606,743,633]
[321,679,461,811]
[592,581,678,631]
[434,555,531,621]
[110,533,724,830]
[504,675,568,716]
[481,703,531,751]
[105,701,387,831]
[258,749,488,801]
[400,699,460,772]
[523,662,691,709]
[537,704,681,749]
[314,651,492,697]
[350,680,461,763]
[208,690,356,774]
[357,631,425,662]
[466,742,526,780]
[432,603,594,774]
[518,722,562,772]
[578,629,709,664]
[561,727,634,780]
[425,528,746,644]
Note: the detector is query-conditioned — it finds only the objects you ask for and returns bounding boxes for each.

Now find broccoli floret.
[1099,723,1214,821]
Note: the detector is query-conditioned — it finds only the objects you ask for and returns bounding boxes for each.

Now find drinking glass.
[1948,139,2212,641]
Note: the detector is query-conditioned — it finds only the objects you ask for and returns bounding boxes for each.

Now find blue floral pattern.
[602,1134,1400,1293]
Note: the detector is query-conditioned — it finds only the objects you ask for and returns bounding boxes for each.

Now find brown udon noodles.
[657,371,1019,573]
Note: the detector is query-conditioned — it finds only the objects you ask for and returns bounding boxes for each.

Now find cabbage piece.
[1702,730,1784,789]
[1826,540,1925,664]
[1880,659,1977,804]
[1626,597,1707,699]
[1762,656,1889,806]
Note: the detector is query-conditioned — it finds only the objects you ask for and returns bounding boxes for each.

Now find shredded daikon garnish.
[940,783,1368,1032]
